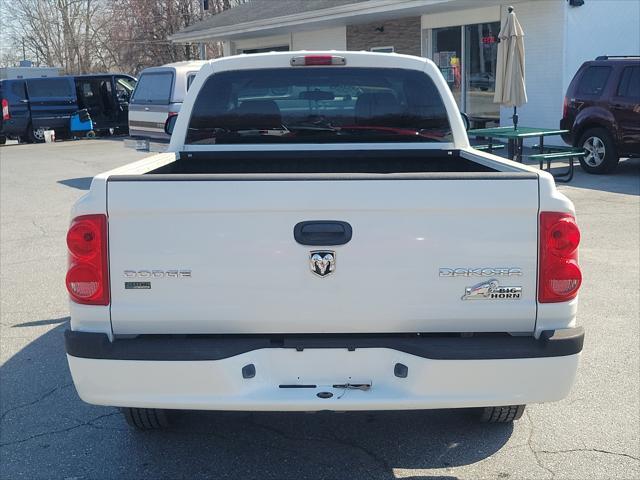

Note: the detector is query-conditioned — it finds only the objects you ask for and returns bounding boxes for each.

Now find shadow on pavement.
[517,156,639,195]
[485,144,639,196]
[561,157,640,196]
[57,177,93,190]
[11,316,70,328]
[0,323,513,479]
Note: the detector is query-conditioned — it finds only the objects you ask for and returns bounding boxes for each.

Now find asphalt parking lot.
[1,139,639,479]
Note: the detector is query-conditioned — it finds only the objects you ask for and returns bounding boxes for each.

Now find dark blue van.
[1,74,136,143]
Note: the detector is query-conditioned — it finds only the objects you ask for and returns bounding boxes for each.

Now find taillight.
[2,98,9,120]
[290,55,346,66]
[562,96,569,119]
[539,212,582,303]
[66,214,109,305]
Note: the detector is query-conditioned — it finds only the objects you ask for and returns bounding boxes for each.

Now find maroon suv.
[561,56,640,174]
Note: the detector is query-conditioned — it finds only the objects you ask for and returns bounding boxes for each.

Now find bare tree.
[5,0,111,73]
[3,0,245,74]
[103,0,245,74]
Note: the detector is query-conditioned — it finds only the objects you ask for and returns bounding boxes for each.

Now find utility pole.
[198,0,207,60]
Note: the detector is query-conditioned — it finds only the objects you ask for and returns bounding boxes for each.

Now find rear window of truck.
[131,72,173,104]
[185,68,452,144]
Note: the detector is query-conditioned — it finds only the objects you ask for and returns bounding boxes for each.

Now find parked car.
[0,74,136,143]
[128,60,206,141]
[64,51,583,430]
[561,55,640,173]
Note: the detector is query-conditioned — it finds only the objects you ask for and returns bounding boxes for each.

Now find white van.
[128,60,206,141]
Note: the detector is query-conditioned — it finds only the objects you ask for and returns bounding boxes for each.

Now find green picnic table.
[467,126,569,163]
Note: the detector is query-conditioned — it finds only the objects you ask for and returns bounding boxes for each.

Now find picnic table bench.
[529,148,583,183]
[473,143,505,152]
[468,126,581,182]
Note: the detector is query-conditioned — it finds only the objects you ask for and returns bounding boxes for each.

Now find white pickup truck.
[65,51,584,430]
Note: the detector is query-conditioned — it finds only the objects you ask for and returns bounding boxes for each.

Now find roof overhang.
[170,0,480,43]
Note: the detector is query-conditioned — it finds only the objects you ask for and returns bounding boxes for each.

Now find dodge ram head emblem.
[310,251,336,277]
[462,279,522,300]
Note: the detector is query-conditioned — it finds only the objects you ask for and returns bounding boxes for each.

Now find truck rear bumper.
[66,329,582,411]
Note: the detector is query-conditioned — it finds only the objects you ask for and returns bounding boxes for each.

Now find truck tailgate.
[107,176,539,334]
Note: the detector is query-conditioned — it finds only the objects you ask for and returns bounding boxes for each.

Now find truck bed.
[143,149,498,175]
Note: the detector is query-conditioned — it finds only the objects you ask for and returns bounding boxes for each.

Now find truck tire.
[480,405,525,423]
[121,407,169,430]
[0,135,6,145]
[26,125,45,144]
[578,127,618,174]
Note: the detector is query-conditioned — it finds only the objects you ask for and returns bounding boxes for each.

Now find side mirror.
[164,114,178,136]
[460,112,470,131]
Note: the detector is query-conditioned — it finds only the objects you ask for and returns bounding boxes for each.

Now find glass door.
[464,22,501,125]
[429,22,501,126]
[432,26,462,108]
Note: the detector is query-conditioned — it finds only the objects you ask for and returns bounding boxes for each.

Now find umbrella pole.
[513,106,518,131]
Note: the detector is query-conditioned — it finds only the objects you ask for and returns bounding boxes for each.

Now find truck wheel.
[121,407,169,430]
[480,405,525,423]
[578,127,618,174]
[26,125,45,144]
[0,135,6,145]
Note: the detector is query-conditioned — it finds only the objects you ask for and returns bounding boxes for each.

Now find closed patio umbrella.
[494,6,527,130]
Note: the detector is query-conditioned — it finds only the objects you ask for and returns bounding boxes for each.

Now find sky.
[0,0,20,65]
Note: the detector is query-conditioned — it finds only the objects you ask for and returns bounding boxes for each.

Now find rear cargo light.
[65,214,109,305]
[2,98,9,120]
[539,212,582,303]
[66,265,102,299]
[546,261,582,297]
[290,55,346,66]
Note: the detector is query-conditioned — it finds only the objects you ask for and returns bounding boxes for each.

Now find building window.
[432,26,462,106]
[370,46,395,53]
[464,22,500,124]
[236,45,289,54]
[429,21,500,126]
